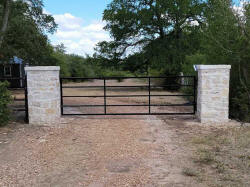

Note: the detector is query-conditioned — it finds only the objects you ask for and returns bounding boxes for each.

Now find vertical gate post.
[196,65,231,123]
[24,76,29,123]
[25,66,61,125]
[148,77,151,114]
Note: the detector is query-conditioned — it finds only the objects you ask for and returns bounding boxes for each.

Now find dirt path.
[0,114,206,187]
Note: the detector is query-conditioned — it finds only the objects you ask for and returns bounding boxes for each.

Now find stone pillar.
[25,66,61,125]
[196,65,231,123]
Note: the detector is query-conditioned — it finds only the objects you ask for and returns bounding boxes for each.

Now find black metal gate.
[0,77,29,123]
[60,76,196,116]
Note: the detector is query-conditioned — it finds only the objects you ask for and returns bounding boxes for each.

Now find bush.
[230,86,250,122]
[101,70,134,82]
[0,81,12,126]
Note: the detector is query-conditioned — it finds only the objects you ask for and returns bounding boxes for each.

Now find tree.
[0,0,57,65]
[0,0,10,48]
[96,0,205,74]
[54,43,67,54]
[0,81,12,126]
[201,0,250,121]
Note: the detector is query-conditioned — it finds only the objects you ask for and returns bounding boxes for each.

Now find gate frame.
[60,76,197,116]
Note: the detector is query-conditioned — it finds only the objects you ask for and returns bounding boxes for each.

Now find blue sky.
[43,0,245,56]
[43,0,112,56]
[43,0,111,23]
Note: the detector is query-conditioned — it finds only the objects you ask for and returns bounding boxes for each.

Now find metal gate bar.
[24,76,29,123]
[60,76,197,116]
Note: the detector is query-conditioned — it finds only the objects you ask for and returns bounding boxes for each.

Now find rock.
[106,160,137,173]
[39,139,47,143]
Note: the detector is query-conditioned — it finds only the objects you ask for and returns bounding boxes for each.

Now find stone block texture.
[196,65,231,123]
[25,66,61,125]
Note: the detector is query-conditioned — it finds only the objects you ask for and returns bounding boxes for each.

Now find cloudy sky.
[43,0,112,56]
[43,0,243,56]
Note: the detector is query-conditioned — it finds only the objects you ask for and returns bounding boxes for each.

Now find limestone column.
[196,65,231,123]
[25,66,61,125]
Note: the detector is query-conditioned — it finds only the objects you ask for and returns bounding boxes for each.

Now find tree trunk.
[0,0,11,48]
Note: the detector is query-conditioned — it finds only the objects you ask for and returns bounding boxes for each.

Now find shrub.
[101,70,134,82]
[0,81,12,126]
[230,86,250,122]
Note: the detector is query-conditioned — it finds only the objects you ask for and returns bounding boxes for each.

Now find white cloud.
[51,13,110,56]
[233,1,249,16]
[54,13,83,31]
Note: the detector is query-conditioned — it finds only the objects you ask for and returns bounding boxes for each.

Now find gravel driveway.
[0,114,204,187]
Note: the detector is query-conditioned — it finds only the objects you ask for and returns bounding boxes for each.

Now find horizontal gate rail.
[63,104,194,107]
[62,94,195,98]
[62,113,194,116]
[60,76,197,116]
[62,85,194,88]
[61,76,195,80]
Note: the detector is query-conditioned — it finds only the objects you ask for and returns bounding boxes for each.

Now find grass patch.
[194,148,215,164]
[190,127,250,186]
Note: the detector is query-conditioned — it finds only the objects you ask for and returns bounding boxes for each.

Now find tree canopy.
[95,0,206,74]
[0,0,57,65]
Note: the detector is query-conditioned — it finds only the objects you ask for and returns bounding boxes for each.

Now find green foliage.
[0,81,12,126]
[52,47,100,78]
[66,54,96,78]
[200,0,250,122]
[101,70,134,82]
[52,50,71,77]
[182,53,207,75]
[180,53,206,100]
[0,0,57,65]
[96,0,205,76]
[231,86,250,122]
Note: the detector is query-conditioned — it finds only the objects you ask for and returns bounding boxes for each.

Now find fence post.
[25,66,61,125]
[196,65,231,123]
[104,77,107,114]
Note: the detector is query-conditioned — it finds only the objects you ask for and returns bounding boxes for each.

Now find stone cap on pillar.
[25,66,60,72]
[194,65,231,70]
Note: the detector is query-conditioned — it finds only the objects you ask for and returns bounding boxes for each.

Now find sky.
[43,0,244,56]
[43,0,112,56]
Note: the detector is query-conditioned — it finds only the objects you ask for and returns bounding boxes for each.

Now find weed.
[213,145,221,152]
[182,167,198,177]
[194,148,215,164]
[215,160,225,173]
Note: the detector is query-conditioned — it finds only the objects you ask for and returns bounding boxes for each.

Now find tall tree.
[0,0,10,48]
[201,0,250,121]
[96,0,205,74]
[0,0,57,65]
